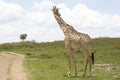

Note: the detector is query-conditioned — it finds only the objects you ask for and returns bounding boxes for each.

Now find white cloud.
[20,1,63,42]
[33,1,54,12]
[0,0,23,43]
[0,0,120,43]
[111,14,120,26]
[0,0,23,21]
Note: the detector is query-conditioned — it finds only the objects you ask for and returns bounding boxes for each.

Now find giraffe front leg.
[66,49,71,78]
[74,59,77,77]
[71,52,77,77]
[67,57,71,78]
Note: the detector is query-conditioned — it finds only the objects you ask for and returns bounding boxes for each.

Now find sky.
[0,0,120,43]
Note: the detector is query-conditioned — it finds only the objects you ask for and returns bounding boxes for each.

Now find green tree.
[20,34,27,41]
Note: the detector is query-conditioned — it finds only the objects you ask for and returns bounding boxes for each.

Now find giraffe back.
[64,28,92,49]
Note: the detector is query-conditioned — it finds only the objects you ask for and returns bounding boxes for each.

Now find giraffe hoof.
[67,72,71,78]
[67,75,70,78]
[67,74,70,78]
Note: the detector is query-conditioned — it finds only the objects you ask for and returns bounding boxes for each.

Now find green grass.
[0,38,120,80]
[25,59,119,80]
[25,59,68,80]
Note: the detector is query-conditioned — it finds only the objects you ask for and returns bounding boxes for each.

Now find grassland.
[0,38,120,80]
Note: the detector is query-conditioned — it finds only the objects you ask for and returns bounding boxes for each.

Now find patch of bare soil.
[94,61,120,77]
[0,52,27,80]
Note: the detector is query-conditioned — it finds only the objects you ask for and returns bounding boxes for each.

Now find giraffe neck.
[54,14,71,35]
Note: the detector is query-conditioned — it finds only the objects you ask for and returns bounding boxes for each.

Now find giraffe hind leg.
[89,56,92,77]
[82,56,89,77]
[82,48,91,77]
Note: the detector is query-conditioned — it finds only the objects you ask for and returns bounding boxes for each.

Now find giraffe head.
[51,6,61,16]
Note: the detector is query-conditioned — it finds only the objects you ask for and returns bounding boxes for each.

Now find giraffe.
[51,6,93,77]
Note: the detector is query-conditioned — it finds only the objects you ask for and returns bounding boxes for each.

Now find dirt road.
[0,52,27,80]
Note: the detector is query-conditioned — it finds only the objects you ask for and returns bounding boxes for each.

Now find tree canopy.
[20,34,27,41]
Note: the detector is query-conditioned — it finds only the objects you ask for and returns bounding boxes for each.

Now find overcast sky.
[0,0,120,43]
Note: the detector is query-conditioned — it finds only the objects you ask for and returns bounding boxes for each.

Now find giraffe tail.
[91,52,94,65]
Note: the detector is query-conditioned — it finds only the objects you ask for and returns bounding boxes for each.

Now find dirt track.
[0,52,27,80]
